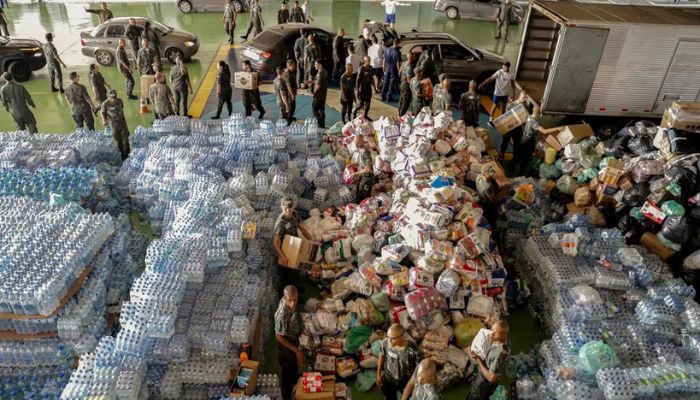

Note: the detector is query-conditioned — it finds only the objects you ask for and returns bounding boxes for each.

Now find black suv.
[0,36,47,82]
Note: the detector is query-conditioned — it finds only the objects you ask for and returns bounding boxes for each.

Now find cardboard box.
[492,103,529,135]
[230,360,259,397]
[566,202,586,214]
[140,74,156,101]
[618,175,633,191]
[595,186,617,206]
[600,159,624,186]
[661,101,700,132]
[556,124,594,147]
[234,71,259,90]
[640,232,675,262]
[279,235,321,270]
[574,186,592,207]
[544,134,564,151]
[295,375,335,400]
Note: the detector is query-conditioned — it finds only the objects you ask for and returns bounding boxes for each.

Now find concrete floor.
[0,1,522,133]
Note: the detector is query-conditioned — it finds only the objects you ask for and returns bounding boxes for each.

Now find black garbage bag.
[688,206,700,224]
[618,215,644,244]
[628,135,655,156]
[665,164,698,199]
[603,134,631,158]
[596,204,617,228]
[549,188,574,205]
[639,216,662,234]
[659,216,691,245]
[622,183,650,207]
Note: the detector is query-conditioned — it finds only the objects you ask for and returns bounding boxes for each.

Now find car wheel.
[178,0,193,13]
[8,60,31,82]
[166,48,185,64]
[233,0,244,13]
[95,49,114,66]
[446,7,459,20]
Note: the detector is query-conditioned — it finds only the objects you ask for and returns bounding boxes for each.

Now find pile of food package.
[295,109,514,390]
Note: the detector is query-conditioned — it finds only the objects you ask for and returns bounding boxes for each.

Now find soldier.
[332,28,347,82]
[212,61,232,119]
[410,67,427,114]
[148,72,175,120]
[100,89,130,161]
[397,67,412,117]
[241,0,264,41]
[274,66,292,125]
[401,359,440,400]
[303,33,319,89]
[289,1,304,23]
[1,72,38,134]
[64,71,96,131]
[277,1,290,25]
[274,285,304,400]
[283,59,298,122]
[495,0,513,42]
[432,74,451,114]
[377,324,422,400]
[137,38,157,75]
[84,2,113,24]
[311,59,327,129]
[43,33,67,94]
[293,29,307,89]
[241,60,265,119]
[353,56,374,121]
[223,0,237,45]
[116,38,138,100]
[459,80,480,128]
[468,320,510,400]
[141,21,161,61]
[170,56,193,116]
[88,63,110,105]
[125,18,143,64]
[339,63,354,124]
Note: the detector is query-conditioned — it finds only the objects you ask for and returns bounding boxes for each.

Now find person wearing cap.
[64,71,96,130]
[43,33,67,94]
[100,89,130,161]
[401,359,440,400]
[468,320,510,400]
[274,285,304,400]
[377,324,422,400]
[84,2,113,24]
[432,74,451,114]
[1,72,38,134]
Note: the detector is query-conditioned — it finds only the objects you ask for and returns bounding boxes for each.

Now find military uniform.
[137,47,157,75]
[43,42,63,91]
[495,1,513,41]
[410,76,426,115]
[65,82,94,130]
[0,8,9,37]
[351,147,374,203]
[340,72,355,123]
[141,28,161,61]
[410,370,441,400]
[224,3,237,44]
[290,6,304,22]
[170,65,191,116]
[303,42,319,86]
[274,75,291,124]
[148,82,174,119]
[274,298,301,400]
[101,98,130,160]
[243,1,263,39]
[332,35,347,82]
[214,69,232,119]
[379,339,422,400]
[1,81,37,134]
[277,8,290,24]
[468,342,509,400]
[432,84,451,114]
[85,8,113,24]
[293,36,307,87]
[312,67,328,128]
[242,70,265,119]
[398,63,413,116]
[458,91,480,128]
[125,24,143,63]
[90,71,108,103]
[418,54,436,83]
[283,69,297,121]
[354,65,374,119]
[116,46,136,98]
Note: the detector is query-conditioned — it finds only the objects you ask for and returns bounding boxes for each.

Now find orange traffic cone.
[140,99,149,114]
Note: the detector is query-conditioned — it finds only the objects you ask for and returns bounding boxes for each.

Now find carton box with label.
[230,360,259,397]
[492,103,529,135]
[660,101,700,132]
[556,124,594,147]
[600,159,624,186]
[279,235,321,270]
[295,375,336,400]
[234,71,259,90]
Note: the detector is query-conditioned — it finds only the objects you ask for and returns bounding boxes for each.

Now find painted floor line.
[189,44,236,119]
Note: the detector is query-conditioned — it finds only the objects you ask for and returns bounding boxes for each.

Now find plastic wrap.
[404,287,448,321]
[436,269,461,297]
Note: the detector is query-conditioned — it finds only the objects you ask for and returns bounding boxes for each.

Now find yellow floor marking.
[189,44,238,118]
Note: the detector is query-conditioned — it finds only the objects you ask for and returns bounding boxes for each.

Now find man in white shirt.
[367,35,384,94]
[478,61,515,122]
[346,44,362,83]
[380,0,410,29]
[301,0,313,23]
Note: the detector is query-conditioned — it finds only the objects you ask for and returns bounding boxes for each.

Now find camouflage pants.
[467,373,498,400]
[111,119,130,160]
[13,116,37,134]
[48,64,63,90]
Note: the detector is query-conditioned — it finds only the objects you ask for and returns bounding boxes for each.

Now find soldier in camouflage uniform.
[100,89,130,161]
[141,21,161,61]
[274,66,292,125]
[241,0,264,40]
[468,320,510,400]
[125,18,143,64]
[116,38,138,100]
[43,33,67,93]
[432,74,452,114]
[410,67,428,115]
[148,72,175,120]
[293,30,307,89]
[311,59,327,129]
[222,0,237,45]
[1,72,38,134]
[84,2,113,24]
[137,38,157,75]
[64,71,96,130]
[303,33,320,88]
[274,285,304,400]
[377,324,422,400]
[401,359,441,400]
[458,80,480,128]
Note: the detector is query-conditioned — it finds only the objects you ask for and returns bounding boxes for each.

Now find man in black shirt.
[340,63,355,123]
[241,60,265,119]
[332,28,347,82]
[312,59,328,129]
[353,56,374,121]
[284,59,298,122]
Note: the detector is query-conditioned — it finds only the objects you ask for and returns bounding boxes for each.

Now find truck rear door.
[542,26,607,113]
[653,40,700,113]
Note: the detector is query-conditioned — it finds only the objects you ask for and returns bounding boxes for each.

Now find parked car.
[79,17,200,66]
[395,31,509,90]
[177,0,248,14]
[433,0,524,22]
[241,23,352,78]
[0,36,46,82]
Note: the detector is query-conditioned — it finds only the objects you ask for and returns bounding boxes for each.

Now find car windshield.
[0,36,8,45]
[452,37,481,58]
[150,20,173,34]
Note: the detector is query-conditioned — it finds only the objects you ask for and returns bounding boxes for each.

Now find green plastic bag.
[454,317,484,349]
[576,168,598,184]
[578,341,620,376]
[345,325,372,354]
[355,370,377,392]
[369,307,386,326]
[370,293,391,313]
[661,200,685,217]
[371,340,382,357]
[489,385,508,400]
